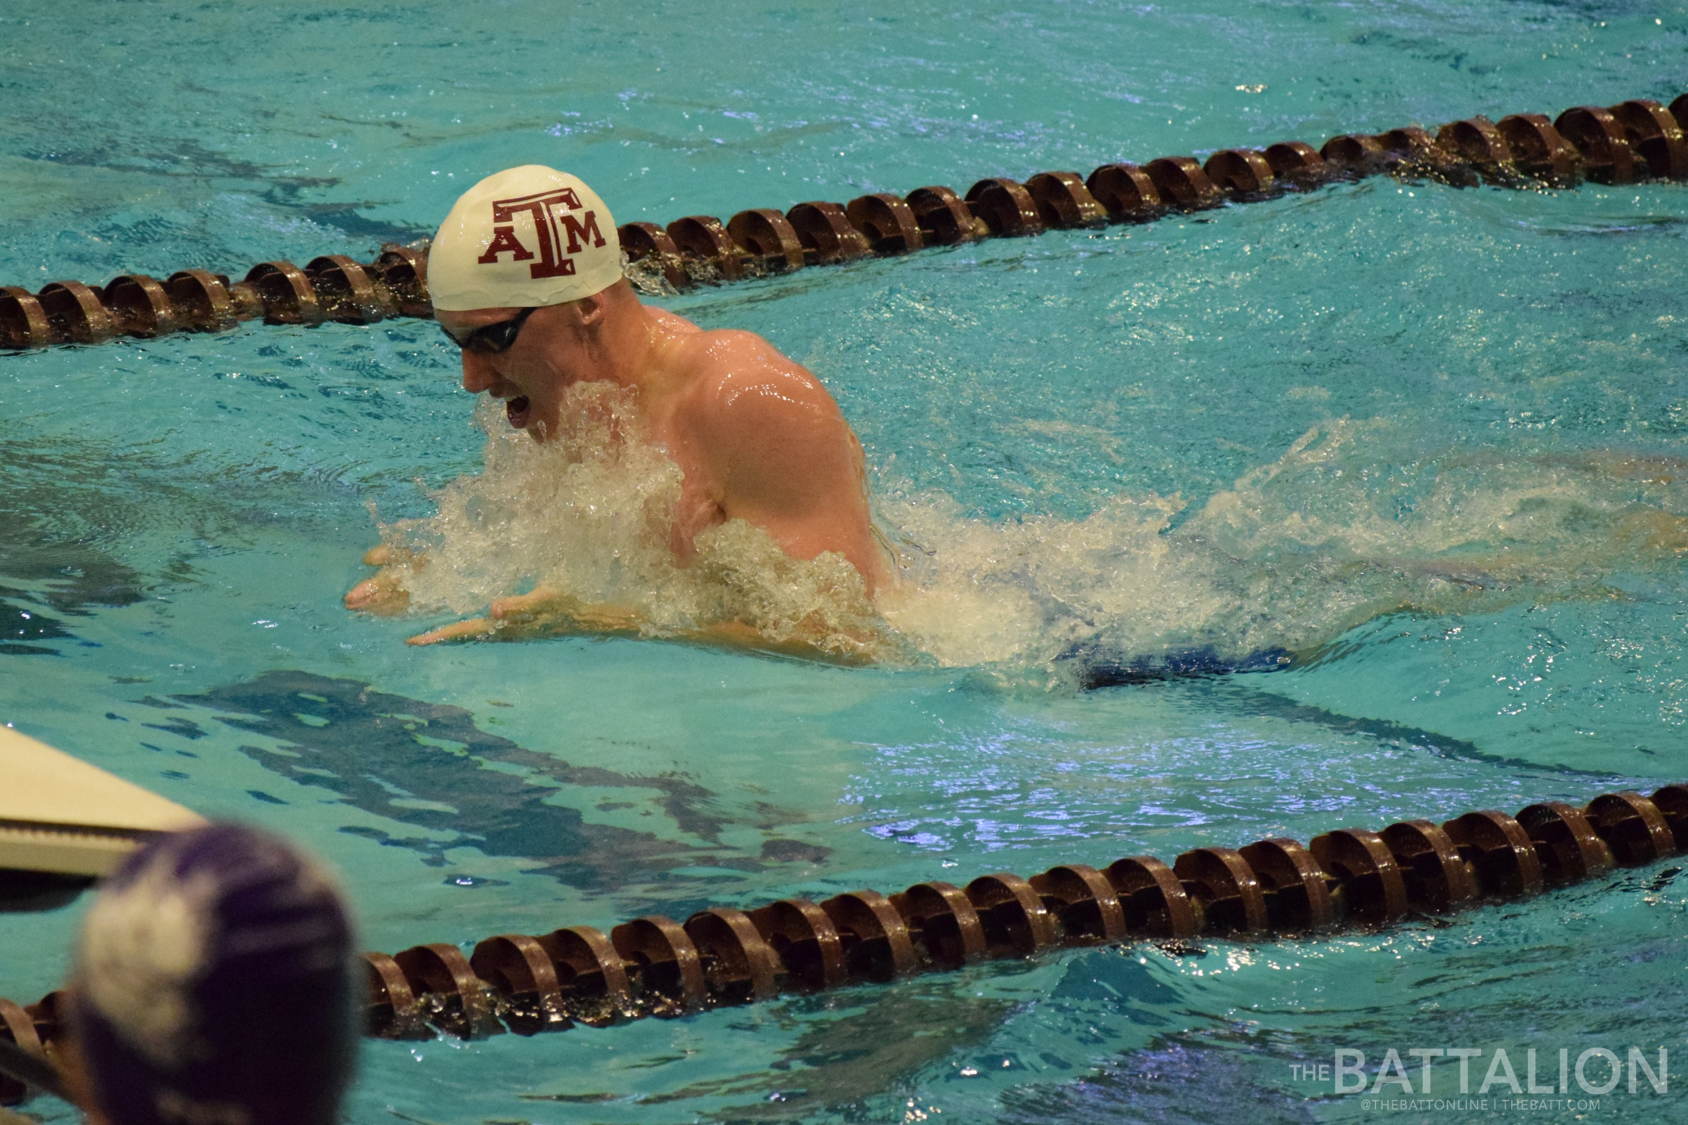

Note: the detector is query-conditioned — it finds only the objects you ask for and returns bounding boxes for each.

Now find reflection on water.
[0,543,146,655]
[169,670,830,892]
[1228,683,1609,779]
[696,990,1015,1123]
[516,983,1017,1121]
[998,1037,1319,1125]
[0,447,154,654]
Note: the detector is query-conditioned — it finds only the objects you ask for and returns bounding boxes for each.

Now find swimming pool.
[4,0,1688,1120]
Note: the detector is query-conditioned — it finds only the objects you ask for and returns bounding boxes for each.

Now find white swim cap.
[429,165,622,311]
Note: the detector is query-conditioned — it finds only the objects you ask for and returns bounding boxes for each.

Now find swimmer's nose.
[460,350,497,394]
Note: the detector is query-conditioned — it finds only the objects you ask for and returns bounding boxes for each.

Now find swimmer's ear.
[573,291,609,328]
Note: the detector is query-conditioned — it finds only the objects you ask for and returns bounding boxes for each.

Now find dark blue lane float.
[6,96,1688,351]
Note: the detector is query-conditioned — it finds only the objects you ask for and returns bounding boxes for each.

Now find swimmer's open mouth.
[506,396,531,427]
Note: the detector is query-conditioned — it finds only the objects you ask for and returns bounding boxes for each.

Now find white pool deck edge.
[0,724,204,876]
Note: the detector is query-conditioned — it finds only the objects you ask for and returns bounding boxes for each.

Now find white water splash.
[378,385,890,659]
[375,400,1688,672]
[881,419,1688,670]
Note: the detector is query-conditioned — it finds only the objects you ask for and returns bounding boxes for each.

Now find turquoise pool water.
[4,1,1688,1121]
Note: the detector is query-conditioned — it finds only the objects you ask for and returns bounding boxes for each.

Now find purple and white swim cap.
[71,824,357,1125]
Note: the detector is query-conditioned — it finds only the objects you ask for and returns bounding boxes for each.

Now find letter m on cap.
[559,211,607,255]
[479,188,598,279]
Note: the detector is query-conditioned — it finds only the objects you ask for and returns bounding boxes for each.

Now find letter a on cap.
[477,226,534,264]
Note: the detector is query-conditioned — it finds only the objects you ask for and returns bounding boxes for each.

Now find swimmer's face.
[440,300,604,439]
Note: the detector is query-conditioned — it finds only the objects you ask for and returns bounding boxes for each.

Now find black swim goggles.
[440,306,538,354]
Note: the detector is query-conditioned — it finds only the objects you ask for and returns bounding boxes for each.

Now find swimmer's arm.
[404,587,870,662]
[350,548,865,657]
[404,588,640,645]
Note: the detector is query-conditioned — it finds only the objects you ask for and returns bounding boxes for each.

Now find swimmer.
[65,823,357,1125]
[344,165,885,649]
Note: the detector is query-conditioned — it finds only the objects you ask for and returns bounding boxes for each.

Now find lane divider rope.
[4,96,1687,352]
[2,781,1684,1103]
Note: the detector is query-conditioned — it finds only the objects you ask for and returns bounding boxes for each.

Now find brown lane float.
[617,221,688,289]
[164,268,244,332]
[1309,827,1409,925]
[1609,98,1688,180]
[0,287,53,350]
[1143,156,1223,210]
[1084,162,1163,220]
[468,934,567,1035]
[1377,125,1442,160]
[1238,837,1333,933]
[6,91,1688,353]
[1028,863,1126,942]
[0,246,430,352]
[306,255,397,324]
[2,785,1679,1095]
[1496,113,1582,180]
[906,184,987,245]
[609,915,706,1016]
[890,880,987,970]
[1584,791,1677,865]
[102,275,179,338]
[390,942,503,1041]
[534,925,632,1027]
[1555,106,1639,184]
[1380,819,1476,911]
[964,177,1045,237]
[245,260,326,326]
[844,193,924,254]
[1263,141,1327,183]
[786,201,872,264]
[965,872,1058,956]
[1173,846,1268,936]
[1436,117,1514,175]
[0,1000,50,1106]
[1204,149,1276,196]
[1023,172,1109,228]
[819,889,916,981]
[1443,809,1546,899]
[684,907,782,1004]
[726,208,806,272]
[748,898,846,990]
[36,281,115,345]
[665,215,746,281]
[1320,132,1386,167]
[1107,854,1201,937]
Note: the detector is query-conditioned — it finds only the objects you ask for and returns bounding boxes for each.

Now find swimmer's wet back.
[3,2,1688,1122]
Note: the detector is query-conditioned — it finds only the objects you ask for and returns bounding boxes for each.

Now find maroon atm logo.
[476,187,607,279]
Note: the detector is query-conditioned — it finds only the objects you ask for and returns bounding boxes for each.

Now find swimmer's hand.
[405,588,641,646]
[345,544,418,616]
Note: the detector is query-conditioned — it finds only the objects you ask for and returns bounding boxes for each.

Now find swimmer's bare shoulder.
[667,324,884,593]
